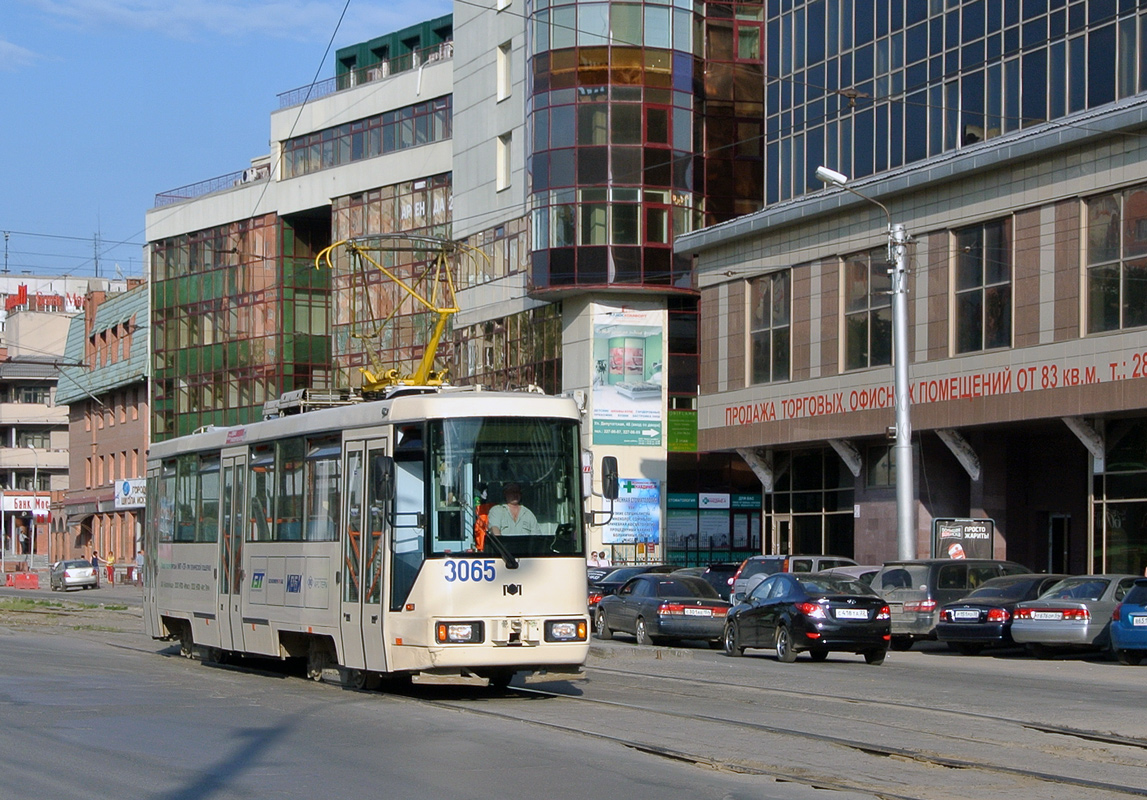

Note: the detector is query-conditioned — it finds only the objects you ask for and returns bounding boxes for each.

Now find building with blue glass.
[679,0,1147,573]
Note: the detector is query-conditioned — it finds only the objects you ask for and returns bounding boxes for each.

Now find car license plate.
[1132,615,1147,627]
[683,608,712,617]
[835,608,868,620]
[953,609,980,621]
[1031,611,1063,621]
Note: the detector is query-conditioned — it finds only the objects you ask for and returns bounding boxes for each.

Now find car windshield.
[63,560,90,569]
[798,576,877,596]
[655,577,721,599]
[1040,577,1109,602]
[964,579,1032,601]
[874,565,929,593]
[1124,584,1147,606]
[742,559,783,579]
[599,567,647,584]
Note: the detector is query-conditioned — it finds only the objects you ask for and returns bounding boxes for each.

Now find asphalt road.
[2,586,1144,800]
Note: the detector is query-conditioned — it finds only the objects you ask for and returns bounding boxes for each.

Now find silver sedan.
[49,559,99,591]
[1011,574,1139,658]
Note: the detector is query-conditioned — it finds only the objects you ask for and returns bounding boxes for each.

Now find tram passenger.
[486,483,538,540]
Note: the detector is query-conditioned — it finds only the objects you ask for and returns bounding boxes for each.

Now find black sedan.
[594,574,731,646]
[723,573,890,664]
[588,564,676,610]
[936,573,1071,655]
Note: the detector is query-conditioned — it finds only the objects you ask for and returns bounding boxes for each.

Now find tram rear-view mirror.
[601,456,618,500]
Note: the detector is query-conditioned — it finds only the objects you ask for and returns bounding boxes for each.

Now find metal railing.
[277,40,454,109]
[154,163,271,208]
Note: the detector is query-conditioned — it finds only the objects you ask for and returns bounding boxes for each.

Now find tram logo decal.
[250,571,265,590]
[286,574,303,593]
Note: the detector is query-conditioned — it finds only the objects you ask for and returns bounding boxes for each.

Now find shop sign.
[116,479,147,509]
[731,494,761,510]
[698,492,730,509]
[3,494,50,515]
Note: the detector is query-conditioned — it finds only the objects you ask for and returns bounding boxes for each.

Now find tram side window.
[175,456,196,542]
[249,437,336,542]
[157,461,177,542]
[304,437,340,541]
[198,456,220,543]
[249,445,276,541]
[172,454,219,543]
[277,438,305,540]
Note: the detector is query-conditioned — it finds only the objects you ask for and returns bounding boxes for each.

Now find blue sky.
[0,0,452,279]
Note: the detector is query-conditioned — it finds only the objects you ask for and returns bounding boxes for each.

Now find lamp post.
[27,444,38,566]
[816,167,916,559]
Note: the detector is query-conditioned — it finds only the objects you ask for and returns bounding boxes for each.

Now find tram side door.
[340,440,391,673]
[218,454,246,652]
[339,444,367,670]
[361,441,391,672]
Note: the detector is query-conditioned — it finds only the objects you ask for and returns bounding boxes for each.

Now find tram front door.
[339,439,389,673]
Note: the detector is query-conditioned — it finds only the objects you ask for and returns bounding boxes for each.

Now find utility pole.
[3,231,9,273]
[817,166,917,559]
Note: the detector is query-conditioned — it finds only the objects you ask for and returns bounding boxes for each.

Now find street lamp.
[816,166,916,559]
[27,444,38,565]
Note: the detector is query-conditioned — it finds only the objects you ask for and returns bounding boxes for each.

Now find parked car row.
[589,556,1147,666]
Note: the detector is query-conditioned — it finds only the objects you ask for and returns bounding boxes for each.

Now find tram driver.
[486,483,538,541]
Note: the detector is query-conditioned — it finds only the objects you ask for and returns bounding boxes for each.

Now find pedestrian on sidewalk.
[106,551,116,585]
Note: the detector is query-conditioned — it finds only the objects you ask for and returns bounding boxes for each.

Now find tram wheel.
[487,670,515,690]
[343,669,382,691]
[306,640,329,681]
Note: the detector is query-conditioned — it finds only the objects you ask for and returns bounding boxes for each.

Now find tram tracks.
[587,662,1147,752]
[143,640,1147,800]
[405,668,1147,800]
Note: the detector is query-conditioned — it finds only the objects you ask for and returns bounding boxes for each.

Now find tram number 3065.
[444,559,497,582]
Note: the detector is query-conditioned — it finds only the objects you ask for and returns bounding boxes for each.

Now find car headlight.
[436,621,484,644]
[544,619,588,642]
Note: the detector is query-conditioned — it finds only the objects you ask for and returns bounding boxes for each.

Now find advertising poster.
[604,478,661,545]
[933,518,995,559]
[592,308,664,446]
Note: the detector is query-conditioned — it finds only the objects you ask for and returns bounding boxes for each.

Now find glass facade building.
[762,0,1147,204]
[526,0,703,290]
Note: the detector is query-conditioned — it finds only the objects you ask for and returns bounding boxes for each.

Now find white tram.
[143,386,610,688]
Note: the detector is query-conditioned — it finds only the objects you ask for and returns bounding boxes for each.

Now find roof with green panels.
[56,284,149,405]
[334,14,452,75]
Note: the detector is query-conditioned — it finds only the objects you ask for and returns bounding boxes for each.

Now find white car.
[49,559,99,591]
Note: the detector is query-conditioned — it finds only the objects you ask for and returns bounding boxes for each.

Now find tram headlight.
[544,619,588,642]
[436,621,484,644]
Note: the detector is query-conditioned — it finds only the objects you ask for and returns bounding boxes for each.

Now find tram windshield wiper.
[484,533,519,570]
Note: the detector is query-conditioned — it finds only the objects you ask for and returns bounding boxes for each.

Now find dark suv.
[872,559,1032,650]
[730,554,859,604]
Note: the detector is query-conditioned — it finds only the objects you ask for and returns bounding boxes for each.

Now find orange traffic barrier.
[4,573,39,589]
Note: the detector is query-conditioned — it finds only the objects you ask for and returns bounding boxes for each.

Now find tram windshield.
[427,417,583,558]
